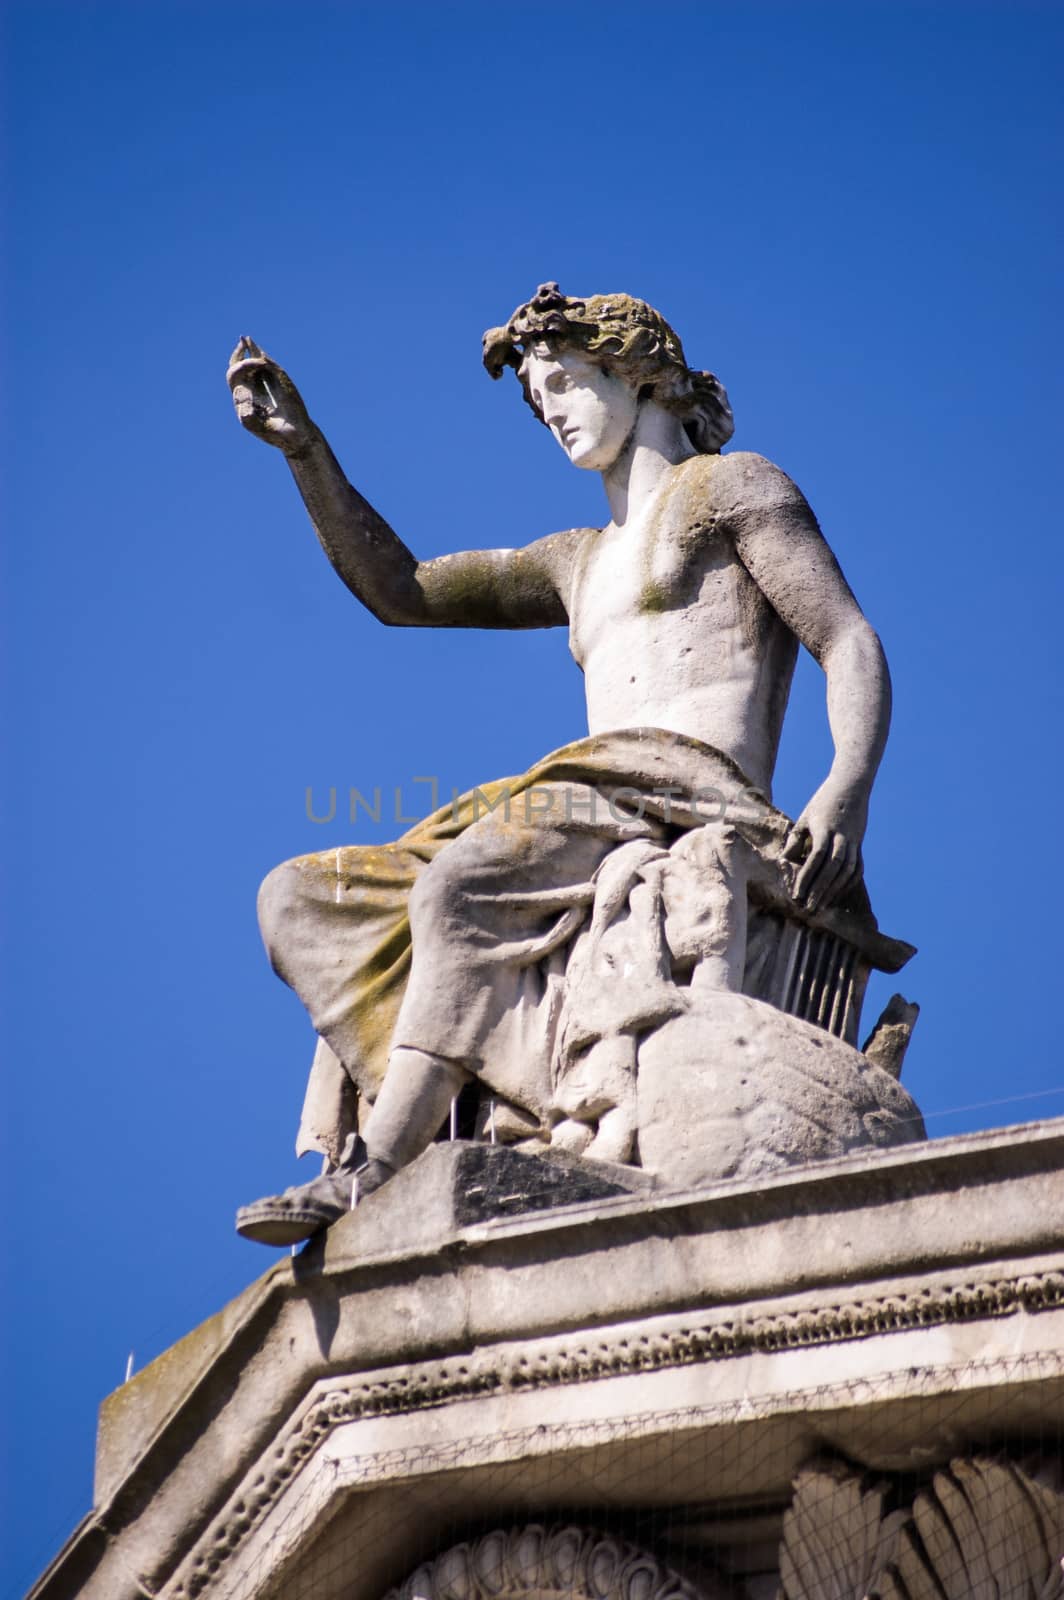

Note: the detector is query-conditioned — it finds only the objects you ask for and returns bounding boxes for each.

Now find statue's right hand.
[226,336,315,456]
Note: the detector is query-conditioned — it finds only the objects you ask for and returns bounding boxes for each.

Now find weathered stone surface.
[29,1120,1064,1600]
[778,1454,1064,1598]
[778,1459,906,1598]
[227,287,916,1241]
[637,994,924,1187]
[385,1525,732,1600]
[447,1142,651,1226]
[862,992,921,1079]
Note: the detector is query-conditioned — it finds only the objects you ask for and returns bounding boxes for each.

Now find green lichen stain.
[96,1262,289,1497]
[637,455,722,614]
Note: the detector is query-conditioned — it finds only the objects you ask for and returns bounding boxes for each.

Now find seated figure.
[227,285,919,1246]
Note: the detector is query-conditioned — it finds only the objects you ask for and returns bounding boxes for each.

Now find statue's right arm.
[288,432,571,628]
[228,339,570,630]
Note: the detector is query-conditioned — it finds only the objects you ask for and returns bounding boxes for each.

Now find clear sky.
[2,2,1061,1592]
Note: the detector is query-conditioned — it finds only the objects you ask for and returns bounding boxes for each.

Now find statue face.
[523,346,640,471]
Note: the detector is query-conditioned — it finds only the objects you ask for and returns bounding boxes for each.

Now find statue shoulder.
[520,524,601,614]
[525,524,597,577]
[705,450,809,518]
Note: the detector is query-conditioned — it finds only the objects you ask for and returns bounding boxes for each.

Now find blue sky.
[2,2,1062,1591]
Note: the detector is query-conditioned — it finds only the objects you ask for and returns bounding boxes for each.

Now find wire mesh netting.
[209,1351,1064,1600]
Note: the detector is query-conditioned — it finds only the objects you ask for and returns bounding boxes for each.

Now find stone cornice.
[33,1122,1064,1600]
[96,1120,1064,1514]
[167,1267,1064,1598]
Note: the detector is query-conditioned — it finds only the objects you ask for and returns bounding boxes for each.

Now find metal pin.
[489,1099,497,1145]
[449,1097,458,1141]
[124,1352,134,1384]
[350,1173,360,1210]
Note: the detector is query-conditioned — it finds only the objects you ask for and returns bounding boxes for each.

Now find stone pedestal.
[29,1122,1064,1599]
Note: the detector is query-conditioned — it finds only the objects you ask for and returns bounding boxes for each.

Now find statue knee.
[256,858,305,957]
[406,852,462,935]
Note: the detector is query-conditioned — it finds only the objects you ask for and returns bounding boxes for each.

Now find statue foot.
[236,1142,396,1246]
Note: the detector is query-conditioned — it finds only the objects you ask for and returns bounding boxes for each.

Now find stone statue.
[227,284,922,1246]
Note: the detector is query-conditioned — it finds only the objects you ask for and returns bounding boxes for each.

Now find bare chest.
[566,491,772,670]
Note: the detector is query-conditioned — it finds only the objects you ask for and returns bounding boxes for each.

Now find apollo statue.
[227,283,922,1246]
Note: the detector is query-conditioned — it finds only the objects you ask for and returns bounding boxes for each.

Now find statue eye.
[545,373,570,394]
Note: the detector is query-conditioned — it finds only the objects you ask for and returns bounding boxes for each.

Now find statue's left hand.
[226,336,315,456]
[782,782,867,912]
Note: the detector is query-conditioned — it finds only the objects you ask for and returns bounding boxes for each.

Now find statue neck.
[601,404,697,527]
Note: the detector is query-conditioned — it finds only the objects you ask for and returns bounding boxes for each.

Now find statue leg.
[362,1046,471,1169]
[235,1044,469,1247]
[390,785,659,1082]
[238,790,661,1246]
[255,842,421,1103]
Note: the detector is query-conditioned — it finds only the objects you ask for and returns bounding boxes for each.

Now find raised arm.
[722,453,891,911]
[226,338,569,629]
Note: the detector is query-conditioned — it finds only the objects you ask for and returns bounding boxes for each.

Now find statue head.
[482,283,734,461]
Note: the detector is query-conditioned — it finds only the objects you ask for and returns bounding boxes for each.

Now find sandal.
[236,1142,395,1246]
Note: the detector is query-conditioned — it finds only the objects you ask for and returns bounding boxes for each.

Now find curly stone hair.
[482,283,734,454]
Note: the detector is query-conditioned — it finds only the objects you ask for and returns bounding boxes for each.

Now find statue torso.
[563,453,798,797]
